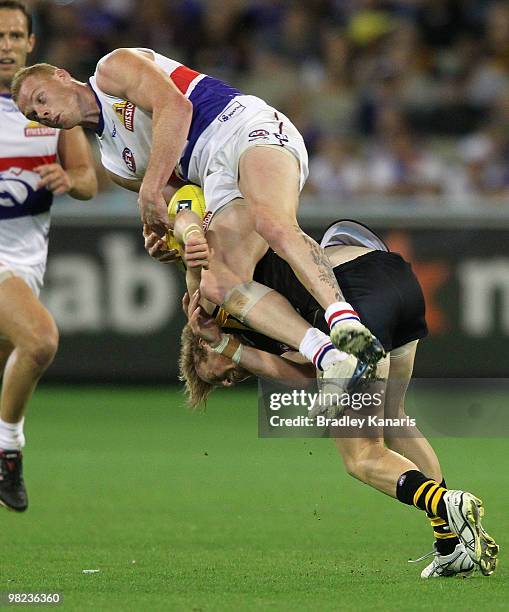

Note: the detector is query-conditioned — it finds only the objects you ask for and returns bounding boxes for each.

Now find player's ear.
[55,68,71,83]
[27,34,35,54]
[197,337,207,348]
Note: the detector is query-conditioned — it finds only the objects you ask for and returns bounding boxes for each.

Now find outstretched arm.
[96,48,193,235]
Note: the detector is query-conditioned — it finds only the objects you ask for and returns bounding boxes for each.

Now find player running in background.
[173,213,498,579]
[11,48,385,376]
[0,1,97,512]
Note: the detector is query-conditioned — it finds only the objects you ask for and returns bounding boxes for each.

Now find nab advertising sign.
[42,222,509,381]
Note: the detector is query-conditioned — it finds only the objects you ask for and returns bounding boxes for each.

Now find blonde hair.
[11,63,57,102]
[178,324,214,410]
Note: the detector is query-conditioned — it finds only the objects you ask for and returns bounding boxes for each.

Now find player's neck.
[77,81,101,130]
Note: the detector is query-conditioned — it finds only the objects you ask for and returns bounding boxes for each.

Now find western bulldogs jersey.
[88,48,268,186]
[0,94,59,266]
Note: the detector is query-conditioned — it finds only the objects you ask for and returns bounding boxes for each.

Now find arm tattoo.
[293,224,343,301]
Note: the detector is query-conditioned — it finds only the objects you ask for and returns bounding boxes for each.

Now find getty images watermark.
[258,378,509,438]
[267,388,415,428]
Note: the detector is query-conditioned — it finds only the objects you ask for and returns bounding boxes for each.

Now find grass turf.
[1,386,507,611]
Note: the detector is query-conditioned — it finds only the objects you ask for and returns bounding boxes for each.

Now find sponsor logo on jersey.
[111,124,117,138]
[24,121,57,137]
[122,147,136,173]
[202,211,213,233]
[113,101,136,131]
[176,199,192,212]
[248,129,270,141]
[218,101,245,122]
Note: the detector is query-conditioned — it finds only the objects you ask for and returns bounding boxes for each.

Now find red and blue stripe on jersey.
[0,93,57,219]
[170,65,241,180]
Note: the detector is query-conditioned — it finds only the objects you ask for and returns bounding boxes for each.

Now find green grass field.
[1,386,507,611]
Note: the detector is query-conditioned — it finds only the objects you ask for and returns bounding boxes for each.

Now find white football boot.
[443,490,499,576]
[410,543,475,578]
[313,355,368,420]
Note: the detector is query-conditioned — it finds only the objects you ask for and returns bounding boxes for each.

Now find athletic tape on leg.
[221,281,273,323]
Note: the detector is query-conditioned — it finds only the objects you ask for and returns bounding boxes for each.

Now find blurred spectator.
[364,108,446,198]
[467,1,509,107]
[306,135,364,200]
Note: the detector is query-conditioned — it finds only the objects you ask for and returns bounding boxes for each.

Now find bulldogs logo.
[122,148,136,173]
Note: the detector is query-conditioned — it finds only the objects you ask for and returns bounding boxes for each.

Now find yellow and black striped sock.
[428,516,460,555]
[428,479,460,555]
[395,470,448,521]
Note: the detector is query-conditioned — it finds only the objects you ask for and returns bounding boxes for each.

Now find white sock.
[325,301,360,330]
[299,328,348,371]
[0,417,25,451]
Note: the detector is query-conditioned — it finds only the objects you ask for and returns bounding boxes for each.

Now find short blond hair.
[178,324,215,410]
[11,63,57,102]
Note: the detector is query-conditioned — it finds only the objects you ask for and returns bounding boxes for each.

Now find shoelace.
[408,548,437,564]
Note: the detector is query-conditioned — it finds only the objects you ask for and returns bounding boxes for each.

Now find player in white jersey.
[11,47,385,380]
[0,1,97,512]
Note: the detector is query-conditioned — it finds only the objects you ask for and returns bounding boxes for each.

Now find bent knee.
[343,456,366,481]
[341,442,386,482]
[20,325,59,370]
[255,216,297,254]
[199,273,228,305]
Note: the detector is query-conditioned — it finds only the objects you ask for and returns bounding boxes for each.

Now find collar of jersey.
[0,93,12,98]
[87,79,105,136]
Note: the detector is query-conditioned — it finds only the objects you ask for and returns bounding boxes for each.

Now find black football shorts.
[315,250,428,352]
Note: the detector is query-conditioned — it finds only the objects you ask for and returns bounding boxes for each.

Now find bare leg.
[0,339,13,377]
[200,201,324,349]
[0,277,58,424]
[335,434,420,497]
[383,341,443,482]
[239,146,343,308]
[333,357,420,497]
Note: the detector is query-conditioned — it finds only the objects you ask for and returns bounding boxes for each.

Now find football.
[166,184,207,256]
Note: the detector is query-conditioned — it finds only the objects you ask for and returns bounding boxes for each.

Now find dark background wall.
[41,218,509,381]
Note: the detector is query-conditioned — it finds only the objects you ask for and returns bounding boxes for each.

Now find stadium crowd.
[22,0,509,204]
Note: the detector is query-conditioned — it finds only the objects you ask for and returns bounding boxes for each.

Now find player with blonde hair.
[178,219,499,580]
[143,185,499,579]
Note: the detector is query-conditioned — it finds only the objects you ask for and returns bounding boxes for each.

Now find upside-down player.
[149,190,499,579]
[11,47,385,383]
[0,1,97,512]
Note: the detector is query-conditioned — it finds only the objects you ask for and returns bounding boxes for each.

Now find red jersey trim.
[170,65,201,94]
[0,154,57,172]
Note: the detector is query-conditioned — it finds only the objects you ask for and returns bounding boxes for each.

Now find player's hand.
[184,231,209,269]
[34,163,73,195]
[138,185,171,237]
[143,224,179,264]
[185,290,222,345]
